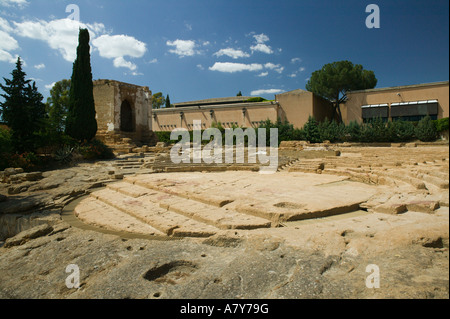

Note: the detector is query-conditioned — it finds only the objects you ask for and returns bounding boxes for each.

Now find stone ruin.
[93,80,158,152]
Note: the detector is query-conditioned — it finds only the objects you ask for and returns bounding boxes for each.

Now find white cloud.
[92,34,146,71]
[34,63,45,70]
[291,57,302,64]
[196,64,204,70]
[113,57,137,71]
[147,58,158,64]
[0,0,29,8]
[209,62,263,73]
[45,82,56,90]
[257,72,269,77]
[93,34,146,60]
[264,62,284,74]
[253,33,269,44]
[251,89,285,96]
[250,43,273,55]
[0,29,18,51]
[10,17,146,70]
[288,73,297,78]
[0,17,13,32]
[299,67,306,72]
[213,48,250,59]
[167,39,198,57]
[250,33,273,54]
[0,23,19,64]
[13,18,107,62]
[0,49,18,63]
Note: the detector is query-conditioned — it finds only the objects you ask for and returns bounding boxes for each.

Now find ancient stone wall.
[93,80,155,146]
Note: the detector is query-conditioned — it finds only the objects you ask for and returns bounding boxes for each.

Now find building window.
[361,104,389,122]
[391,100,438,122]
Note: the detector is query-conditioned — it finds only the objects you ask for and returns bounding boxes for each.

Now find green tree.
[65,28,97,141]
[390,120,415,142]
[306,60,377,123]
[0,57,46,152]
[152,92,165,109]
[346,120,361,142]
[237,91,242,96]
[415,115,438,142]
[319,118,345,143]
[303,116,322,143]
[165,94,172,108]
[46,79,71,133]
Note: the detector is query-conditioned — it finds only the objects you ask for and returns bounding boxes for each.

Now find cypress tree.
[165,94,171,108]
[65,28,97,141]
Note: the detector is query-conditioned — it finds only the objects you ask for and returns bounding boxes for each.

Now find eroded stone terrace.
[74,144,449,239]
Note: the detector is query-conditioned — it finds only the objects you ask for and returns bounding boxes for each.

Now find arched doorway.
[120,100,134,132]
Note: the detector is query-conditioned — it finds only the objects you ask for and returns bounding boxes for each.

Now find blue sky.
[0,0,448,103]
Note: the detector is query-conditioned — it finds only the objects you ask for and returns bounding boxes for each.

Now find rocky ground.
[0,144,448,299]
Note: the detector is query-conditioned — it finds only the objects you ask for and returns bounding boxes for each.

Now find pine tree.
[0,57,46,152]
[65,28,97,141]
[165,94,171,108]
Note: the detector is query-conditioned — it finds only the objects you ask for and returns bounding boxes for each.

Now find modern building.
[343,81,449,124]
[92,79,449,146]
[152,90,334,131]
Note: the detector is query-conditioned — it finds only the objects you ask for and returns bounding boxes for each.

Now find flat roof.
[173,96,255,108]
[348,81,449,94]
[154,101,276,113]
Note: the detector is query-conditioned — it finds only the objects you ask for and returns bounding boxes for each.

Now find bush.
[246,97,268,103]
[415,115,438,142]
[319,118,345,142]
[435,117,449,133]
[346,121,361,142]
[368,117,390,142]
[1,152,40,171]
[292,128,306,141]
[303,116,322,143]
[0,126,12,154]
[77,139,114,160]
[359,123,375,143]
[389,120,415,142]
[155,131,173,145]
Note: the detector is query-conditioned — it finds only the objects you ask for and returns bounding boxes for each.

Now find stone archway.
[120,100,134,132]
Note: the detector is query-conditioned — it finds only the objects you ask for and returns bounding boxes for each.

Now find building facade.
[93,79,155,145]
[342,81,449,124]
[92,80,449,142]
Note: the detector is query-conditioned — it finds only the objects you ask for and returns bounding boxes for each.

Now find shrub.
[346,121,361,142]
[2,152,40,171]
[415,115,438,142]
[246,97,268,103]
[319,118,345,143]
[390,120,415,142]
[303,116,322,143]
[0,126,12,154]
[368,117,390,142]
[359,123,375,143]
[155,131,173,145]
[77,139,114,160]
[292,128,306,141]
[435,117,449,133]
